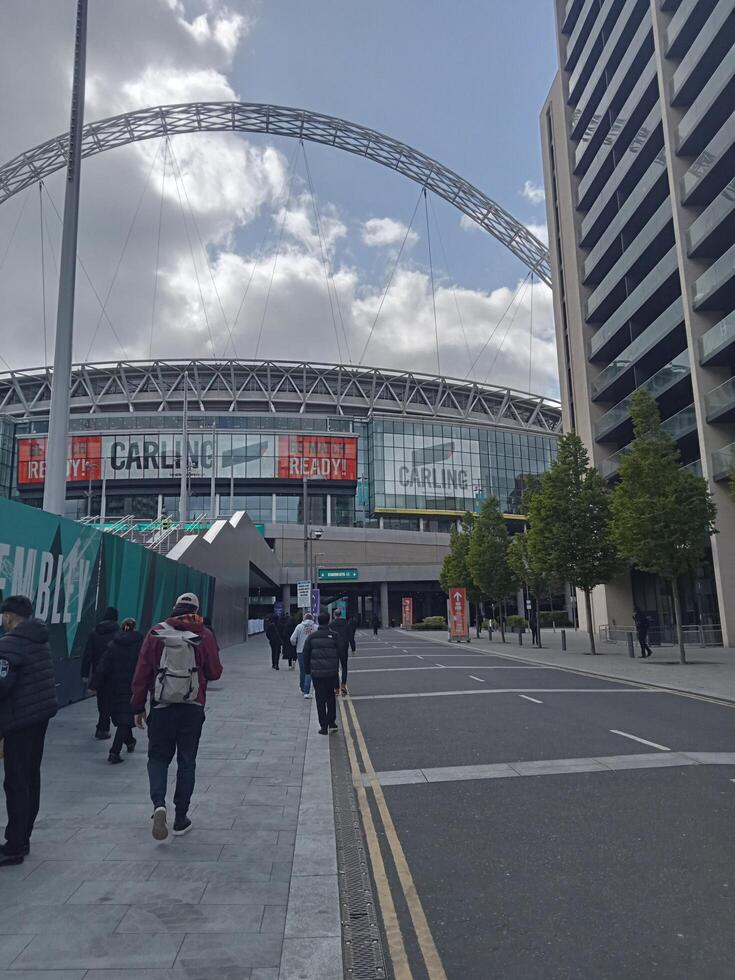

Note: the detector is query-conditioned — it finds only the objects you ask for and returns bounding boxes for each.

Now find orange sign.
[401,597,413,629]
[448,587,469,641]
[17,436,102,485]
[276,435,357,481]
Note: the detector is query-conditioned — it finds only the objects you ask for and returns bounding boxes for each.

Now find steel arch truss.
[0,360,562,433]
[0,101,551,285]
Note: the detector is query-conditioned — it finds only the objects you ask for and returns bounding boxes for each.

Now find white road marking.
[416,655,424,660]
[519,694,543,704]
[351,689,656,701]
[435,663,446,668]
[469,675,485,683]
[610,729,670,751]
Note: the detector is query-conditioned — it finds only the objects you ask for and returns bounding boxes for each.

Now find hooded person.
[90,617,143,765]
[290,612,318,698]
[81,606,119,739]
[0,595,58,867]
[130,593,223,841]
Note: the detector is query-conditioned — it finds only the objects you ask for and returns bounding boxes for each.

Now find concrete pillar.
[326,494,331,526]
[281,583,292,614]
[380,582,389,626]
[271,493,277,523]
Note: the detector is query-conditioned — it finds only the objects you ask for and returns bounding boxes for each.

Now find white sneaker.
[151,806,168,841]
[303,692,312,699]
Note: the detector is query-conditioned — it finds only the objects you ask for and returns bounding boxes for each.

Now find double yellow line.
[340,695,448,980]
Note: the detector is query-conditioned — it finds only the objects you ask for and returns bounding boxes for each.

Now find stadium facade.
[0,359,562,623]
[541,0,735,643]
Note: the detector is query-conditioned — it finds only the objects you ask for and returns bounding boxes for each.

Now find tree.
[611,388,717,664]
[467,496,516,641]
[439,513,483,636]
[507,532,548,647]
[528,431,618,654]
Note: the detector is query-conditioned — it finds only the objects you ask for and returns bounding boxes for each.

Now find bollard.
[626,632,635,658]
[561,629,566,651]
[517,628,523,646]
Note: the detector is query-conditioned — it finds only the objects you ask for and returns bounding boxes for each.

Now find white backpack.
[153,625,201,705]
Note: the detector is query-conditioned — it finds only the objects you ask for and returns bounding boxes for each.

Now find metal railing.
[600,624,723,647]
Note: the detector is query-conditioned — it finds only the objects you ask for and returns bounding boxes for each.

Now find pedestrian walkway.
[415,626,735,703]
[0,635,343,980]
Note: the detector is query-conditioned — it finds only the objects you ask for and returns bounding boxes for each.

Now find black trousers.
[637,632,653,657]
[4,720,49,854]
[96,692,111,734]
[313,676,338,730]
[269,640,281,668]
[111,723,135,756]
[147,704,205,815]
[373,626,379,636]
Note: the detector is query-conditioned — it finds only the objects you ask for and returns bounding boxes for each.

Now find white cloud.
[521,180,546,205]
[459,214,480,233]
[525,222,549,247]
[362,217,418,248]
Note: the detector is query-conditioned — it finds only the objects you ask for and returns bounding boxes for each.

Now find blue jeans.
[147,704,204,816]
[298,653,311,694]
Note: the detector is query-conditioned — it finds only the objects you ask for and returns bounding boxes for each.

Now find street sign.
[317,567,358,582]
[297,580,312,608]
[401,597,413,629]
[448,587,470,643]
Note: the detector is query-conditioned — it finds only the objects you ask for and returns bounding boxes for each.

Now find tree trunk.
[671,578,686,664]
[500,598,506,643]
[533,593,542,648]
[475,601,481,639]
[584,588,596,655]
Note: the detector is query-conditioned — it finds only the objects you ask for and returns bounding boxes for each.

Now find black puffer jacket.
[0,619,58,735]
[90,629,143,727]
[302,627,341,679]
[329,617,350,654]
[81,619,118,678]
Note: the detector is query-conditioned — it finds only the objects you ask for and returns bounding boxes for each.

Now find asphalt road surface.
[341,629,735,980]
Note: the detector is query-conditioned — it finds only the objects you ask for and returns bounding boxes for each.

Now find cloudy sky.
[0,0,560,396]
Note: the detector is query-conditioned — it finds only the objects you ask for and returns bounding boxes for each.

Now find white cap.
[176,592,200,610]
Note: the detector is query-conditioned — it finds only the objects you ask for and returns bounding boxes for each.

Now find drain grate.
[331,727,389,980]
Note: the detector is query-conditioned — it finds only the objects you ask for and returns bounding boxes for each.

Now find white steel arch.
[0,101,551,285]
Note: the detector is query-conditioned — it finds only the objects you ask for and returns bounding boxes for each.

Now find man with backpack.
[330,608,350,696]
[131,592,222,841]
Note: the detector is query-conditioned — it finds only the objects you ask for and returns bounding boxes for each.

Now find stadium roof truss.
[0,101,551,285]
[0,361,562,434]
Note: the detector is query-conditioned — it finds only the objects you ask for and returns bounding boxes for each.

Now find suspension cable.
[231,140,301,347]
[0,188,31,276]
[43,185,130,360]
[149,138,168,360]
[167,139,238,359]
[39,183,48,366]
[85,139,163,362]
[301,140,351,363]
[255,142,302,359]
[424,189,440,376]
[168,142,217,358]
[359,182,424,365]
[482,276,532,385]
[468,272,530,377]
[428,193,472,377]
[528,273,534,394]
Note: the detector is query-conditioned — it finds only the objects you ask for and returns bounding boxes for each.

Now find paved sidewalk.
[0,635,343,980]
[413,627,735,703]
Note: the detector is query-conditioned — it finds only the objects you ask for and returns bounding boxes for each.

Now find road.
[340,629,735,980]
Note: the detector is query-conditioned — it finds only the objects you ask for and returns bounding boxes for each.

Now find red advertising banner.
[401,597,413,629]
[276,435,357,481]
[17,436,102,485]
[448,587,469,642]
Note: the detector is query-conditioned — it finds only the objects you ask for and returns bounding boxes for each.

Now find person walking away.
[528,607,540,646]
[291,612,317,699]
[302,612,340,735]
[280,614,296,670]
[81,606,119,739]
[330,609,350,695]
[371,614,380,637]
[348,615,358,654]
[633,607,654,659]
[131,592,222,840]
[0,595,58,867]
[266,615,282,670]
[90,617,142,764]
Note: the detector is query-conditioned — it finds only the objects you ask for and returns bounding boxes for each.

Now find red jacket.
[130,615,223,713]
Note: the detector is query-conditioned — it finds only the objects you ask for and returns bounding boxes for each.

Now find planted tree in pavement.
[467,495,516,642]
[507,532,547,647]
[439,513,483,637]
[611,388,717,665]
[528,432,618,655]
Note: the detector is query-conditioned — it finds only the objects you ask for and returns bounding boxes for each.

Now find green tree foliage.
[467,495,516,641]
[507,532,547,647]
[611,389,717,664]
[439,513,483,637]
[528,431,618,654]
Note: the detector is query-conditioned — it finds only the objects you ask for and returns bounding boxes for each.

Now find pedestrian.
[280,614,296,670]
[302,612,340,735]
[371,613,380,637]
[348,615,358,654]
[290,612,317,699]
[528,607,540,646]
[81,606,119,740]
[330,609,350,696]
[131,592,223,841]
[0,595,58,867]
[265,615,282,670]
[89,617,142,765]
[633,607,653,659]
